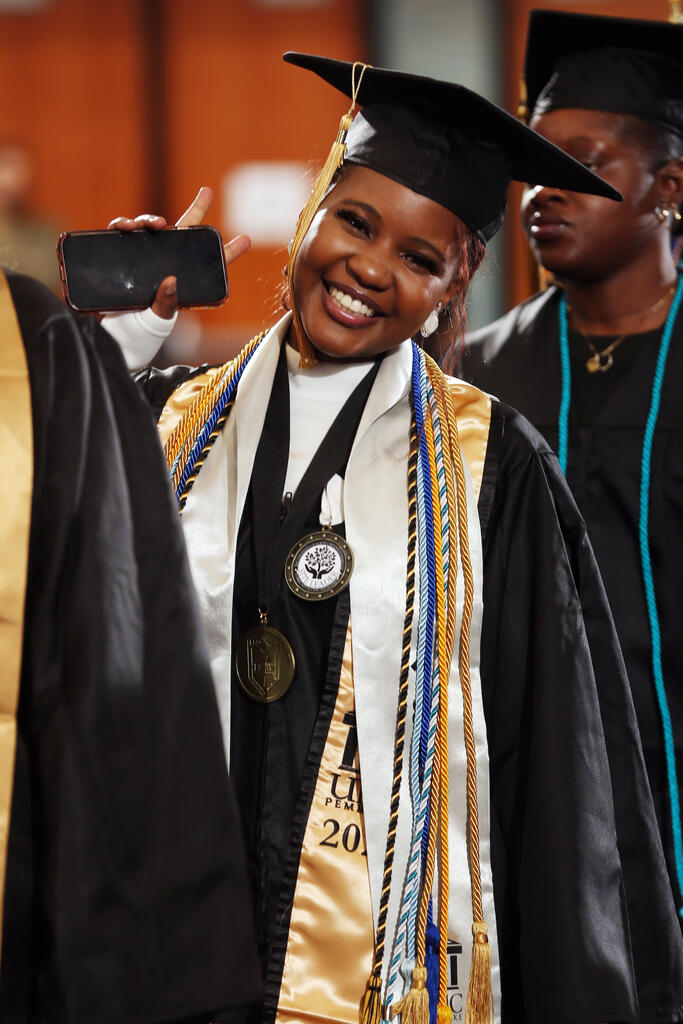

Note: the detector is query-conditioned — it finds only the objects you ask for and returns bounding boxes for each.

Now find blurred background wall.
[0,0,675,362]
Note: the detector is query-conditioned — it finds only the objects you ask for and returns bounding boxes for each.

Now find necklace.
[568,285,674,373]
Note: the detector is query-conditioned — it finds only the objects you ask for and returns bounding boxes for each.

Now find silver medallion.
[285,528,354,601]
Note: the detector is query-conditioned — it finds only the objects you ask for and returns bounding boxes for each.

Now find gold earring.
[655,202,682,230]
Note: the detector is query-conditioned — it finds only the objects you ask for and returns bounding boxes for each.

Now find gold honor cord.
[287,61,370,368]
[393,357,492,1024]
[0,270,32,967]
[432,373,462,1017]
[440,369,492,1024]
[160,332,266,500]
[670,0,682,24]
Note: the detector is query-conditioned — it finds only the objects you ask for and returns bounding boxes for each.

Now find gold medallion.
[235,624,295,703]
[285,528,354,601]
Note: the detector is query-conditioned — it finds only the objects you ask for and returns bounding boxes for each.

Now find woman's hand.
[107,186,251,319]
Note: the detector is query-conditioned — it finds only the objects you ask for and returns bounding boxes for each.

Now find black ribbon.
[250,343,381,615]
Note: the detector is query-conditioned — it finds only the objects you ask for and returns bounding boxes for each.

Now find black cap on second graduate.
[524,10,683,137]
[284,52,621,244]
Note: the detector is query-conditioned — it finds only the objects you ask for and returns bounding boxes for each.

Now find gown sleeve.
[478,401,683,1024]
[100,307,205,420]
[1,272,261,1023]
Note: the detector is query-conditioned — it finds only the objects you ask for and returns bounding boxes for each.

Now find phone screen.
[58,226,228,312]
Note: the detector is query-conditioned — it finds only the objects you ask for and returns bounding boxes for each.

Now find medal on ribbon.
[285,525,354,601]
[235,611,295,703]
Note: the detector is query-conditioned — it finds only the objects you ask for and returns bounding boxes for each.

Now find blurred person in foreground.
[0,267,260,1022]
[101,51,683,1024]
[461,11,683,932]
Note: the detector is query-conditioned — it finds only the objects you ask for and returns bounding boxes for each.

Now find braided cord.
[415,389,446,969]
[638,273,683,915]
[387,360,436,1007]
[166,362,232,486]
[431,367,464,1004]
[440,370,485,926]
[364,413,419,1003]
[178,405,231,512]
[557,296,571,476]
[385,351,440,1009]
[385,349,489,1022]
[164,332,265,497]
[557,278,683,916]
[414,348,438,782]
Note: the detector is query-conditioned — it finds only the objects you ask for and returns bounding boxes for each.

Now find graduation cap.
[283,52,621,366]
[522,10,683,137]
[285,52,620,245]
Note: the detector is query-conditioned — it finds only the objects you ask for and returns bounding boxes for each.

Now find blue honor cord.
[558,277,683,915]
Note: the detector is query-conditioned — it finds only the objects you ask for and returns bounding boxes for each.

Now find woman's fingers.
[134,213,168,229]
[107,216,138,231]
[151,276,178,320]
[106,191,246,316]
[176,186,214,227]
[107,214,168,231]
[224,233,251,266]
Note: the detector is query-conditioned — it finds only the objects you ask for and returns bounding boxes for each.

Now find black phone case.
[57,226,228,313]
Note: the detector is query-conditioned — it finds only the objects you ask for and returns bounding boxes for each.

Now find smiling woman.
[101,51,682,1024]
[292,165,472,359]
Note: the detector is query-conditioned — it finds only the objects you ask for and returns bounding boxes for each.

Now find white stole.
[178,315,501,1019]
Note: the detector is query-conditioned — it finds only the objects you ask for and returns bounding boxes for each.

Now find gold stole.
[275,381,491,1024]
[276,621,374,1024]
[0,270,33,965]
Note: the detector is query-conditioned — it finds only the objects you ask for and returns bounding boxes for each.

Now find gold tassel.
[437,1003,453,1024]
[359,968,383,1024]
[465,923,492,1024]
[390,965,429,1024]
[287,61,369,369]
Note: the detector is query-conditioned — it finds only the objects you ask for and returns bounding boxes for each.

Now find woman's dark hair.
[618,115,683,237]
[617,114,683,171]
[424,226,486,374]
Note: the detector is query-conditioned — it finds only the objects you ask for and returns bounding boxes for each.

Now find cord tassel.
[390,966,430,1024]
[287,62,369,368]
[360,969,384,1024]
[465,923,492,1024]
[436,1004,453,1024]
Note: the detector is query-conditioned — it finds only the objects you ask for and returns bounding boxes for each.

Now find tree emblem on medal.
[286,529,353,600]
[304,542,338,581]
[285,481,353,601]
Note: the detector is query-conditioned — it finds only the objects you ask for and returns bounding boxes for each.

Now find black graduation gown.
[463,286,683,922]
[479,399,683,1024]
[136,345,683,1024]
[0,272,261,1024]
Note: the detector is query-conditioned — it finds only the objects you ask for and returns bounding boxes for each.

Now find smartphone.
[57,225,228,312]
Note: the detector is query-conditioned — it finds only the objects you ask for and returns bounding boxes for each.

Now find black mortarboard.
[283,52,621,245]
[522,10,683,137]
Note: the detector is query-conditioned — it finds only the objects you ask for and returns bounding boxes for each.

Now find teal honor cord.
[558,275,683,915]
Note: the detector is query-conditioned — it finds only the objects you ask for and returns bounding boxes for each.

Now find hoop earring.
[420,308,440,338]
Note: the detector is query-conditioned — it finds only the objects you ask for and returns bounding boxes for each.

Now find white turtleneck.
[283,344,374,510]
